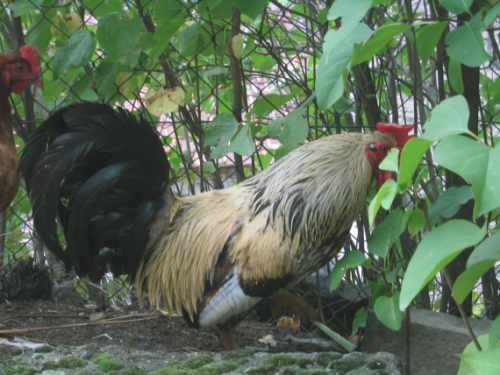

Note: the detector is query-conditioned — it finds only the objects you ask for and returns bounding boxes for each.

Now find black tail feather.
[20,103,169,280]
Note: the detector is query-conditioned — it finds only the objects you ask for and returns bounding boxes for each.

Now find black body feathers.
[20,103,169,280]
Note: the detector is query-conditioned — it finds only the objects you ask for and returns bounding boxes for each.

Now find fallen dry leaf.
[146,87,185,116]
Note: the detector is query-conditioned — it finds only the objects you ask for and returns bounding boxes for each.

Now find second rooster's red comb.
[376,122,415,149]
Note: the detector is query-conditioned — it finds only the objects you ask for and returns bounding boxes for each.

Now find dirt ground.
[0,300,305,352]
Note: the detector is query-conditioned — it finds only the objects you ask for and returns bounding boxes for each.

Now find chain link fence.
[1,0,374,305]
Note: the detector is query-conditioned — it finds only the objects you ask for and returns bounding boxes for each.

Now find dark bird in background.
[20,99,413,349]
[0,45,40,211]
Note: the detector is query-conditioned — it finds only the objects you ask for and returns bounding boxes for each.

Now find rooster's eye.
[368,143,377,152]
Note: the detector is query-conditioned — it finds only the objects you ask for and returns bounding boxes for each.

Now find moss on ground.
[330,353,366,373]
[267,354,315,368]
[150,366,190,375]
[1,344,388,375]
[245,352,349,375]
[4,366,37,375]
[34,345,53,353]
[119,367,148,375]
[246,364,278,375]
[75,369,105,375]
[151,354,237,375]
[191,358,243,375]
[316,352,343,367]
[205,359,243,373]
[92,353,124,372]
[282,369,333,375]
[221,348,257,361]
[43,355,87,370]
[0,345,22,361]
[180,354,214,369]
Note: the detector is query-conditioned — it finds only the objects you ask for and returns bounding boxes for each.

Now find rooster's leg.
[217,323,238,351]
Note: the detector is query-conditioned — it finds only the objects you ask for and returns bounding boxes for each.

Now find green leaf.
[81,0,122,17]
[467,232,500,268]
[422,95,470,141]
[203,67,227,77]
[490,316,500,349]
[253,94,292,117]
[374,295,402,331]
[379,148,399,173]
[368,209,407,258]
[251,54,276,71]
[448,58,465,94]
[332,96,354,114]
[233,0,269,18]
[416,22,447,62]
[93,60,121,101]
[329,251,367,291]
[352,307,368,335]
[205,113,255,159]
[484,3,500,27]
[400,220,484,310]
[428,186,473,224]
[368,179,397,227]
[339,251,367,269]
[446,14,491,67]
[439,0,473,14]
[327,0,373,27]
[314,322,356,353]
[178,23,210,57]
[452,262,492,304]
[26,15,53,54]
[97,13,143,63]
[435,136,500,216]
[269,108,308,151]
[352,23,411,65]
[458,335,500,375]
[407,208,426,236]
[397,137,432,190]
[153,0,186,44]
[316,23,372,109]
[201,0,268,18]
[205,113,238,146]
[230,126,256,156]
[486,76,500,105]
[52,30,96,78]
[9,0,43,16]
[329,267,344,291]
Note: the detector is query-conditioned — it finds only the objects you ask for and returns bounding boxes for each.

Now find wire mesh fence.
[3,0,366,304]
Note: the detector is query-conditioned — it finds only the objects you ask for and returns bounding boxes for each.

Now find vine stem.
[442,270,482,351]
[421,205,482,352]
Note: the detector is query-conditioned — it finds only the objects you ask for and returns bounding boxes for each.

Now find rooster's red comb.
[19,45,41,76]
[376,122,415,149]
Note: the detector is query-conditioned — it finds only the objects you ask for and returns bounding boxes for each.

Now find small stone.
[258,334,277,347]
[89,312,106,321]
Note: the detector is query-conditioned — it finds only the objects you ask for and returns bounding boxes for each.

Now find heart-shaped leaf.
[374,294,402,331]
[400,220,484,310]
[422,95,470,141]
[435,136,500,217]
[446,14,491,67]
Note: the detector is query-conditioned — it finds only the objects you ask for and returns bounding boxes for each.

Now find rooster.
[20,101,413,349]
[0,45,40,211]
